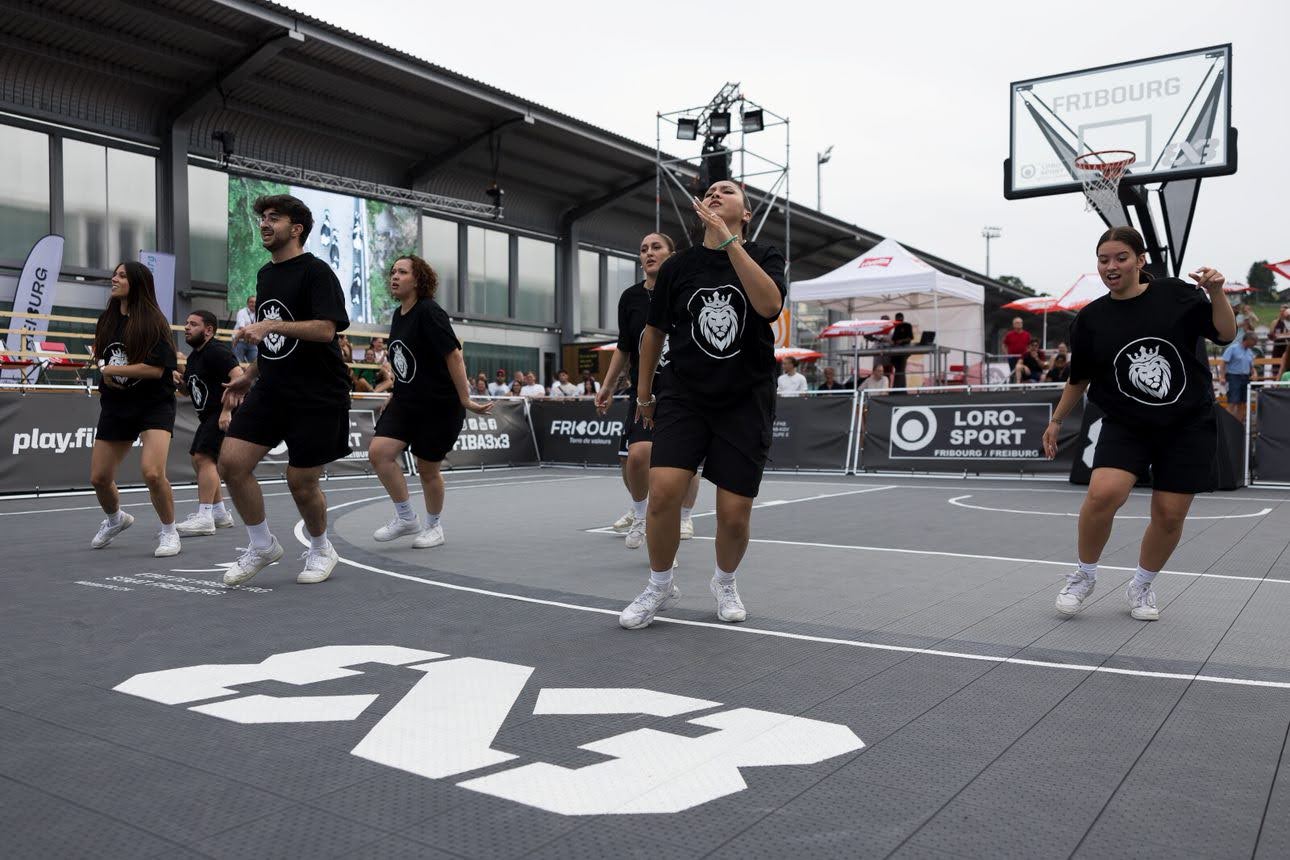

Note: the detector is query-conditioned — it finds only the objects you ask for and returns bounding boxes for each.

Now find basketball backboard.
[1005,45,1234,199]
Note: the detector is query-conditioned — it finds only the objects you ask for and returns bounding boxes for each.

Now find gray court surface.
[4,466,1290,859]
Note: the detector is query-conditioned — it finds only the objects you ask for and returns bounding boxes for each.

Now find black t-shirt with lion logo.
[253,252,350,408]
[1069,278,1229,427]
[647,243,786,403]
[97,315,177,408]
[616,281,671,394]
[182,339,238,423]
[387,297,461,407]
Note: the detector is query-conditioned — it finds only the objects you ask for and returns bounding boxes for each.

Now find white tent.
[792,238,985,364]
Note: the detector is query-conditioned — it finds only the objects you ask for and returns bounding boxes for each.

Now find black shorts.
[96,398,176,442]
[189,413,225,460]
[650,387,774,498]
[618,419,654,457]
[374,396,464,463]
[1092,412,1217,494]
[225,386,351,469]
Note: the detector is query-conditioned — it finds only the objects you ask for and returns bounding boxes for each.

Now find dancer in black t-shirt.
[174,311,242,537]
[596,232,701,549]
[367,255,494,548]
[89,262,181,557]
[1044,226,1236,621]
[220,195,352,587]
[620,181,786,630]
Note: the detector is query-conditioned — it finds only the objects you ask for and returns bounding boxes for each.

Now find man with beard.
[174,310,241,536]
[220,195,352,586]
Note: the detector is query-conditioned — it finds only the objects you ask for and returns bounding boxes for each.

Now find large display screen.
[227,176,419,326]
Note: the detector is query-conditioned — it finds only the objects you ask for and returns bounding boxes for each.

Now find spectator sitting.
[473,372,488,393]
[520,371,546,398]
[367,336,387,367]
[1013,341,1044,384]
[1236,302,1260,334]
[1045,353,1071,383]
[337,334,373,392]
[579,370,600,395]
[488,369,510,396]
[817,366,847,391]
[776,356,809,396]
[549,369,580,398]
[859,361,891,393]
[508,380,523,397]
[1002,317,1031,370]
[1271,305,1290,361]
[471,378,490,398]
[511,370,526,392]
[338,333,353,363]
[373,361,394,393]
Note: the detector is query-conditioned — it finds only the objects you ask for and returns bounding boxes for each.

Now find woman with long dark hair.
[89,261,181,556]
[367,255,493,548]
[1043,226,1236,621]
[621,181,786,629]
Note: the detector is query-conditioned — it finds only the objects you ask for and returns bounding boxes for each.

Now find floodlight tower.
[982,225,1002,278]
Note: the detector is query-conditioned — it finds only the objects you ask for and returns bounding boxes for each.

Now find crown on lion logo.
[702,293,732,311]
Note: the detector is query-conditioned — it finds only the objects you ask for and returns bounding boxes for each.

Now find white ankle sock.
[107,509,125,526]
[714,564,736,584]
[649,567,673,588]
[309,532,331,552]
[199,503,213,518]
[425,513,441,529]
[632,498,648,519]
[681,506,693,521]
[1132,566,1157,588]
[393,499,415,521]
[246,521,273,549]
[1078,559,1098,580]
[213,502,229,518]
[160,522,177,536]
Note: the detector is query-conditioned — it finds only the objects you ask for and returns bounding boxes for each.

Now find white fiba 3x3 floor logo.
[114,646,864,816]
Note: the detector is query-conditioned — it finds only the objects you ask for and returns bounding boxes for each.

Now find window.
[578,249,600,331]
[605,256,638,332]
[421,216,459,312]
[0,125,50,262]
[63,140,156,270]
[516,237,555,322]
[462,343,539,383]
[467,226,509,317]
[188,166,228,284]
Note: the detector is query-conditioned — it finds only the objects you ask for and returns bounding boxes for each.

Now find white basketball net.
[1073,152,1134,225]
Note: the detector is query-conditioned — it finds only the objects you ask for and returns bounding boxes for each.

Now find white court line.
[948,495,1274,521]
[690,485,896,520]
[293,493,1290,691]
[758,478,1290,503]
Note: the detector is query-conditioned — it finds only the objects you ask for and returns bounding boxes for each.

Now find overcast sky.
[282,0,1287,295]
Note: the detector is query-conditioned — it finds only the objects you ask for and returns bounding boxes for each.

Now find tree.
[1248,261,1277,301]
[995,275,1034,296]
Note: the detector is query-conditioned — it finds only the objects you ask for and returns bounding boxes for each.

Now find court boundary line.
[947,494,1274,520]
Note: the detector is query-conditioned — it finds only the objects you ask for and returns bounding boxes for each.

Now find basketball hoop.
[1072,150,1135,222]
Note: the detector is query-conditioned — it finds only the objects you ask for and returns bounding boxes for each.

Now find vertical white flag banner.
[1,234,65,384]
[139,250,176,322]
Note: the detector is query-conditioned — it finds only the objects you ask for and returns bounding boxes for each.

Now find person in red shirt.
[1002,317,1032,372]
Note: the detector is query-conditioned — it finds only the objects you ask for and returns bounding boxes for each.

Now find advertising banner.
[861,388,1081,473]
[530,398,631,466]
[1255,388,1290,484]
[138,250,176,322]
[1,234,65,384]
[441,399,539,470]
[767,394,853,473]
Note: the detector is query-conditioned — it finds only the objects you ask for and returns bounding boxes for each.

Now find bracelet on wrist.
[716,235,739,250]
[636,394,656,408]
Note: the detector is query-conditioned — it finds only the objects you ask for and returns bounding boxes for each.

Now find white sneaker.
[710,577,747,623]
[611,510,635,533]
[154,530,181,558]
[224,538,284,585]
[298,544,338,584]
[619,582,681,630]
[1127,582,1160,621]
[373,515,421,542]
[679,517,695,540]
[91,512,135,549]
[625,518,646,549]
[176,512,216,537]
[1055,570,1096,615]
[213,509,235,529]
[413,523,445,548]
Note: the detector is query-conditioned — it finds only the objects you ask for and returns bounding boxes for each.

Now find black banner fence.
[529,398,631,466]
[440,398,539,470]
[1252,384,1290,485]
[858,385,1083,475]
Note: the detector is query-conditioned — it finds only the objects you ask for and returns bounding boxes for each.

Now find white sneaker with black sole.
[176,512,216,537]
[1055,570,1096,615]
[619,581,681,630]
[710,577,747,623]
[298,544,338,584]
[154,531,181,558]
[213,509,235,529]
[413,523,445,548]
[1127,582,1159,621]
[611,510,635,533]
[373,515,421,542]
[91,512,135,549]
[625,518,646,550]
[224,538,284,585]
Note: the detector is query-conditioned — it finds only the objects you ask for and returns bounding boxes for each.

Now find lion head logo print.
[105,343,132,386]
[390,340,415,383]
[1114,337,1185,406]
[689,287,746,360]
[189,376,208,411]
[256,300,297,360]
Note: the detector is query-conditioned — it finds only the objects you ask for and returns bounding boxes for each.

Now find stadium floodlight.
[676,117,699,140]
[708,111,731,135]
[741,109,764,133]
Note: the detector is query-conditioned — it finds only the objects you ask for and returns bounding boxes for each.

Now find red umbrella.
[1001,296,1063,313]
[775,346,823,362]
[593,342,618,351]
[1222,281,1252,294]
[818,319,896,339]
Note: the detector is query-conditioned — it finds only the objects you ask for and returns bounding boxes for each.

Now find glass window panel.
[421,216,458,312]
[63,140,108,270]
[606,256,638,332]
[188,166,228,284]
[0,125,50,261]
[578,249,600,331]
[106,149,156,265]
[467,226,509,317]
[462,342,539,384]
[516,237,555,322]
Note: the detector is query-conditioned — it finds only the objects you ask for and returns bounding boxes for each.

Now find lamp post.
[981,225,1002,278]
[816,145,833,210]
